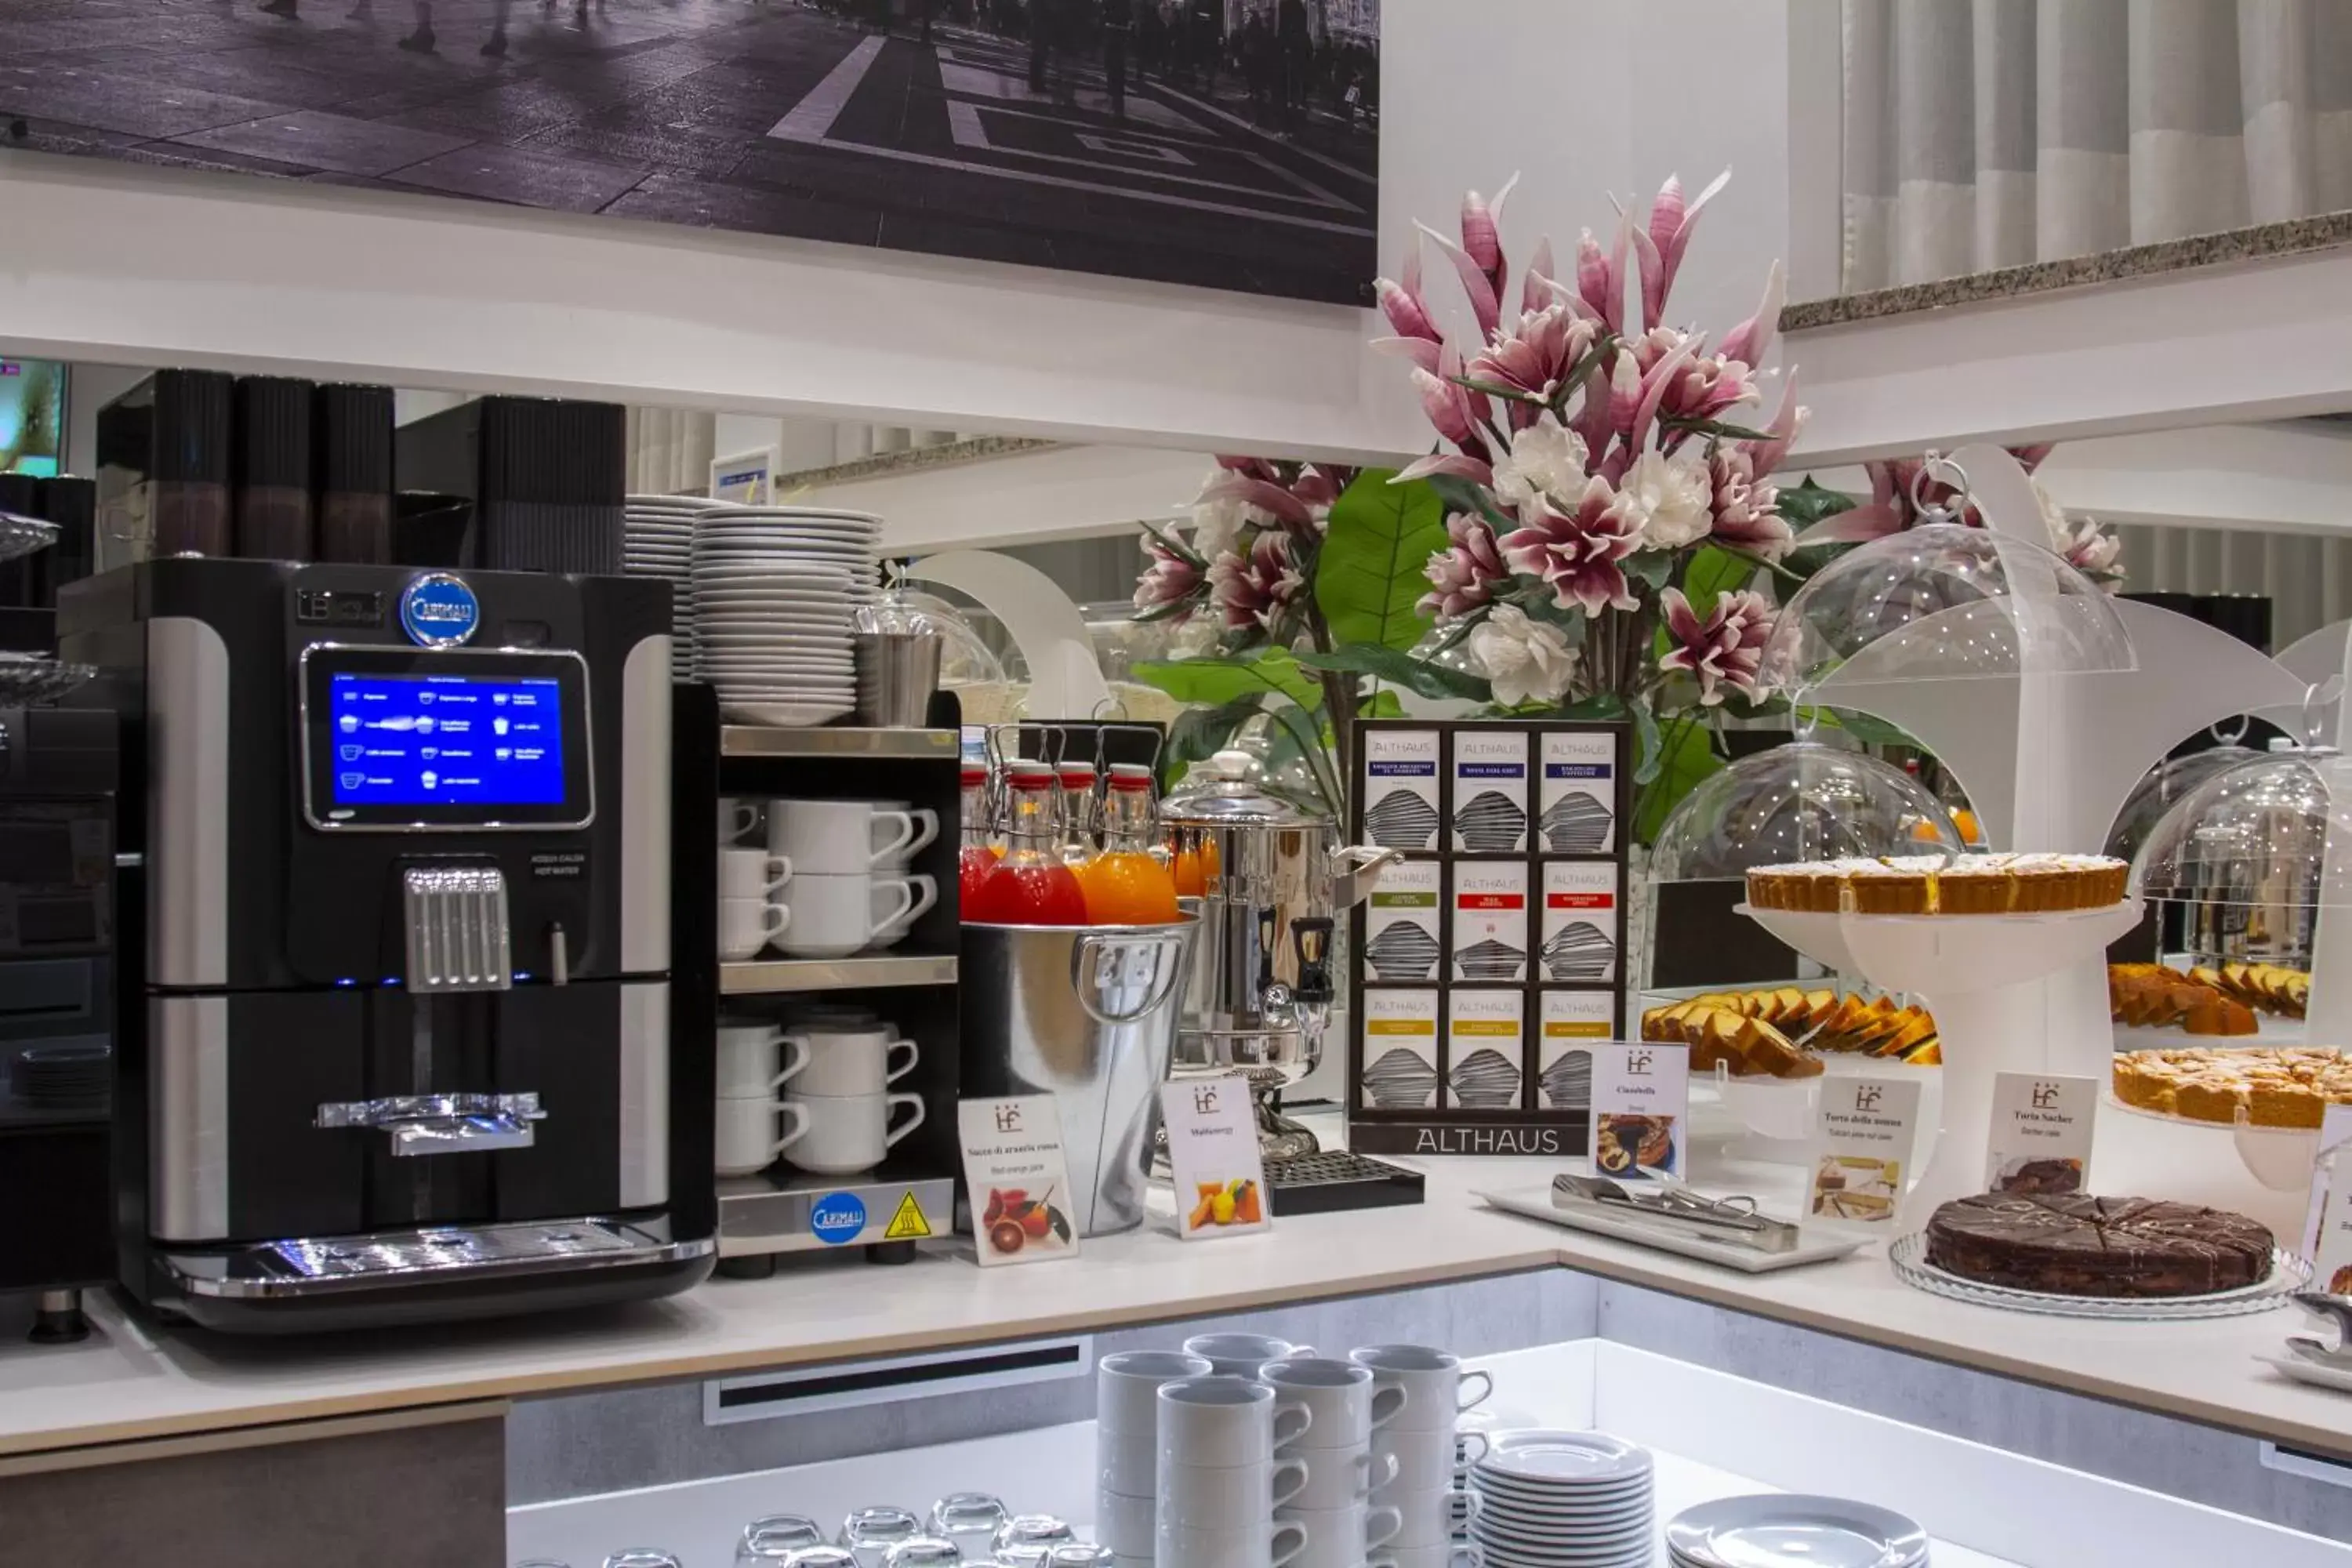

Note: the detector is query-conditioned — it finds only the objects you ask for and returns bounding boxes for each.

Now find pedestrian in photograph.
[1276,0,1308,132]
[1102,0,1134,119]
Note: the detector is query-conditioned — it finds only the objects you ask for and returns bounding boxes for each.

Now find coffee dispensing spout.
[1290,916,1335,1043]
[1254,905,1294,1028]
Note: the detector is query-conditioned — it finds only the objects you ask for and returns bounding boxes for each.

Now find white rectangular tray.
[1477,1182,1871,1273]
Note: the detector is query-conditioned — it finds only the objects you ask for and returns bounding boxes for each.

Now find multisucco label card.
[1162,1077,1270,1240]
[957,1095,1078,1268]
[1806,1076,1923,1230]
[2305,1104,2352,1294]
[1588,1040,1687,1181]
[1984,1073,2096,1196]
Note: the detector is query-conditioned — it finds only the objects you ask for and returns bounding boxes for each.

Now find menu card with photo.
[2306,1104,2352,1294]
[1587,1041,1688,1181]
[1162,1077,1272,1240]
[957,1095,1079,1269]
[1983,1073,2096,1196]
[1806,1076,1924,1232]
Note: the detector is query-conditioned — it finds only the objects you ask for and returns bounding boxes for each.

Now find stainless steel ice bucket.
[960,916,1196,1235]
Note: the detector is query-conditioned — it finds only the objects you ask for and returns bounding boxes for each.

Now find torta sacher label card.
[1537,732,1618,854]
[2305,1104,2352,1293]
[1806,1076,1923,1231]
[1161,1077,1271,1240]
[1452,730,1530,852]
[1362,730,1441,851]
[1983,1073,2097,1196]
[1587,1041,1687,1181]
[957,1095,1079,1268]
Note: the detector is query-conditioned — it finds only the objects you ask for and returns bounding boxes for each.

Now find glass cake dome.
[2132,748,2352,967]
[2103,746,2263,863]
[1768,523,2135,694]
[1650,741,1965,882]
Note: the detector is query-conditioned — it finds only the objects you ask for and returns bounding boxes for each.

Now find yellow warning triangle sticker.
[883,1190,932,1240]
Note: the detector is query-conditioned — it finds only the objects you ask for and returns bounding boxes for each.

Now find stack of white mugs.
[1094,1335,1490,1568]
[714,1009,927,1178]
[719,797,939,962]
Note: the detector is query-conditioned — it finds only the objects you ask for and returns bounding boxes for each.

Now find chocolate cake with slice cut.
[1923,1192,2273,1298]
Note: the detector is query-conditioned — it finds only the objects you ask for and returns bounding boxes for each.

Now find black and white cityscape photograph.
[0,0,1380,302]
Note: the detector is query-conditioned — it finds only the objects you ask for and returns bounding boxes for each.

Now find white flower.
[1468,604,1577,707]
[1189,489,1254,562]
[1617,446,1715,551]
[2031,480,2125,585]
[1489,414,1592,521]
[2030,480,2072,556]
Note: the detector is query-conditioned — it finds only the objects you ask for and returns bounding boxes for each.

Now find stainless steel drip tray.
[159,1216,714,1299]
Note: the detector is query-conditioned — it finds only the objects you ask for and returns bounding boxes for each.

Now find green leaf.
[1676,545,1754,615]
[1807,706,1919,750]
[1134,648,1323,710]
[1316,470,1451,652]
[1633,714,1723,845]
[1295,643,1493,702]
[1629,700,1664,786]
[1360,688,1407,720]
[1623,553,1672,591]
[1426,474,1516,534]
[1774,476,1858,531]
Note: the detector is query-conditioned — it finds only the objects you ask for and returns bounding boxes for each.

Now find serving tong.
[2288,1290,2352,1367]
[1550,1174,1803,1254]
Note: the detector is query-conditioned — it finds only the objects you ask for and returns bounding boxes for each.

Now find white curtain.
[2111,520,2352,649]
[1842,0,2352,293]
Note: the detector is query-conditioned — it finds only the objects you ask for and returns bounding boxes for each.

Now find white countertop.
[2,1131,2347,1464]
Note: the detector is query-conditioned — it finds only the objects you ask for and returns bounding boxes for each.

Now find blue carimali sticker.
[399,572,481,648]
[809,1192,868,1244]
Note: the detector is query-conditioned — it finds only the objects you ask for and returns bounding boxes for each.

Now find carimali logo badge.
[400,572,481,648]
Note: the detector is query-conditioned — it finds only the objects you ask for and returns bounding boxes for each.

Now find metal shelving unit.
[717,954,959,996]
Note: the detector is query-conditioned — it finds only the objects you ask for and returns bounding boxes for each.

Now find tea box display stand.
[1346,718,1633,1157]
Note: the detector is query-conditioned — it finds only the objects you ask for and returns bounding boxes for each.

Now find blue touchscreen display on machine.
[327,672,566,808]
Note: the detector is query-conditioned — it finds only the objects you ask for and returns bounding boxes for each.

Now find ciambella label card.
[1807,1075,1923,1231]
[957,1095,1078,1267]
[1588,1040,1688,1181]
[1162,1077,1270,1240]
[1984,1073,2097,1196]
[2306,1103,2352,1294]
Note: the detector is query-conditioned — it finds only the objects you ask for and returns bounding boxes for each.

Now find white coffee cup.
[1385,1546,1481,1568]
[771,800,937,875]
[867,799,942,866]
[1158,1377,1312,1469]
[783,1025,919,1098]
[1096,1429,1157,1501]
[1094,1490,1154,1556]
[1374,1486,1477,1550]
[716,1022,812,1098]
[720,847,793,902]
[781,1089,925,1175]
[1371,1427,1474,1491]
[720,897,789,960]
[1098,1350,1214,1436]
[1285,1446,1397,1512]
[1156,1457,1308,1530]
[714,1094,811,1176]
[720,797,761,844]
[1184,1333,1314,1381]
[1262,1359,1406,1450]
[1155,1519,1305,1568]
[1274,1501,1399,1568]
[1348,1345,1492,1432]
[779,872,935,959]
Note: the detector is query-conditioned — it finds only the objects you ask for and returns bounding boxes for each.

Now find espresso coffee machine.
[60,557,715,1330]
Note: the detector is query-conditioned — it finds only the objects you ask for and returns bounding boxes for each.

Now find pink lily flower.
[1200,473,1316,529]
[1469,304,1598,409]
[1501,475,1642,616]
[1523,237,1556,315]
[1133,535,1207,622]
[1416,220,1501,339]
[1741,368,1806,479]
[1719,260,1784,369]
[1659,586,1774,706]
[1418,513,1510,618]
[1661,352,1762,429]
[1409,345,1494,464]
[1395,452,1497,486]
[1707,447,1794,561]
[1574,220,1628,335]
[1461,172,1520,307]
[1638,169,1730,328]
[1208,530,1304,632]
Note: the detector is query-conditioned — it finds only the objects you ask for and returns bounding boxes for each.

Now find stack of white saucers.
[699,506,884,600]
[691,552,858,728]
[1467,1430,1654,1568]
[624,494,728,671]
[1665,1494,1928,1568]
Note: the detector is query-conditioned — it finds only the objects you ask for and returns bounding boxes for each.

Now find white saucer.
[720,699,858,727]
[1478,1432,1653,1486]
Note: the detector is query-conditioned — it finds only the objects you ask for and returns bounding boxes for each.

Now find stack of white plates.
[624,494,727,670]
[688,508,884,727]
[1468,1430,1655,1568]
[1665,1494,1929,1568]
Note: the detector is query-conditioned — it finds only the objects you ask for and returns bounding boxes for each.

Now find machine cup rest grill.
[315,1091,547,1156]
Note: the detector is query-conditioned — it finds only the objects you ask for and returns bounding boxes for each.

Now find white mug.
[786,1025,919,1098]
[771,800,935,874]
[867,799,942,866]
[1348,1345,1492,1432]
[1158,1377,1312,1468]
[720,897,789,960]
[720,847,793,902]
[1096,1429,1158,1501]
[1262,1358,1406,1450]
[716,1022,811,1098]
[1093,1490,1154,1557]
[781,1089,926,1174]
[1372,1427,1476,1490]
[1185,1333,1314,1381]
[1385,1547,1482,1568]
[1376,1486,1477,1551]
[714,1094,811,1176]
[779,873,935,959]
[1156,1457,1308,1530]
[1098,1350,1215,1436]
[1287,1447,1397,1512]
[1274,1501,1400,1568]
[720,797,761,844]
[1155,1519,1306,1568]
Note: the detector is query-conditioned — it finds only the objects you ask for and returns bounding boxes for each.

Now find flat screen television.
[0,359,67,478]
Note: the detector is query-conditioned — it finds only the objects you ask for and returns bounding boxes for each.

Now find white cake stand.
[1741,902,2142,1218]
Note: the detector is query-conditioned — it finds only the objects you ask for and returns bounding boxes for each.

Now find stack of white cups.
[1356,1345,1494,1568]
[1264,1358,1404,1568]
[1155,1377,1312,1568]
[1094,1350,1211,1567]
